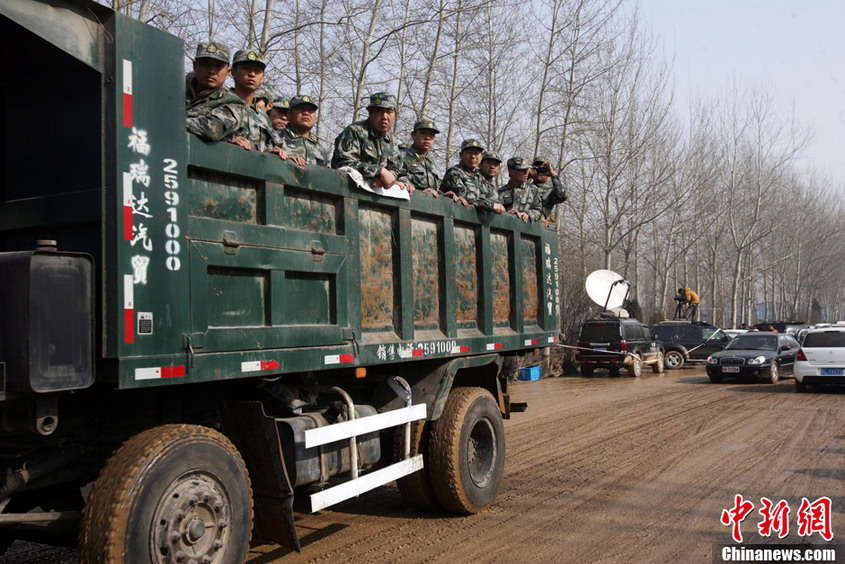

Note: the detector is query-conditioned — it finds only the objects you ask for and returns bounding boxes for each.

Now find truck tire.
[428,387,505,514]
[393,420,441,511]
[79,424,253,564]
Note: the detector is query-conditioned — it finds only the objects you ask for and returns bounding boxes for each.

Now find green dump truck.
[0,0,561,560]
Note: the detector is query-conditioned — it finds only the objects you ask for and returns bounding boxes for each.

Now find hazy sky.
[637,0,845,187]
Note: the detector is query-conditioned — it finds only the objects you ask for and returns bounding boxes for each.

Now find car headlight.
[747,356,766,365]
[707,356,718,365]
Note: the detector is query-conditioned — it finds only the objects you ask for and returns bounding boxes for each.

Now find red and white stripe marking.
[486,343,502,351]
[124,274,134,344]
[548,336,559,343]
[398,348,423,359]
[524,338,539,346]
[123,172,133,240]
[241,360,280,373]
[122,59,133,127]
[325,354,354,365]
[451,345,470,354]
[135,365,186,380]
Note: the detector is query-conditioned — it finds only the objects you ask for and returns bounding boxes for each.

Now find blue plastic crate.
[518,364,541,381]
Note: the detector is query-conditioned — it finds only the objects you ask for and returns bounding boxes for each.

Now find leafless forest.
[105,0,845,344]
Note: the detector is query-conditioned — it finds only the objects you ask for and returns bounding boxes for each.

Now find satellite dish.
[586,269,630,311]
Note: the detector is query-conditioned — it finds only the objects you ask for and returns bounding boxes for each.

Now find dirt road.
[244,368,844,563]
[4,367,843,563]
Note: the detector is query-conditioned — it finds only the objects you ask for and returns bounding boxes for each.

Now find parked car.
[652,321,731,369]
[577,317,664,377]
[705,332,800,383]
[794,327,845,392]
[752,321,809,336]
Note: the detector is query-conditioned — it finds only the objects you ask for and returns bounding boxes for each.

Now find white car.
[794,327,845,392]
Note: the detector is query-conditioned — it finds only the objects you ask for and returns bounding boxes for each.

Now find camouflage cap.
[460,139,485,152]
[507,157,531,170]
[482,150,502,163]
[533,156,549,165]
[367,92,397,110]
[195,41,230,64]
[290,94,319,109]
[272,96,290,110]
[254,85,275,103]
[413,119,440,134]
[232,49,266,69]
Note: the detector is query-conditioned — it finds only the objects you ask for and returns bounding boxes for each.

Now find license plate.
[821,368,844,376]
[594,347,607,352]
[722,366,740,373]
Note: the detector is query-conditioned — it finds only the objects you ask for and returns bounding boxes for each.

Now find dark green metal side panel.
[111,13,189,364]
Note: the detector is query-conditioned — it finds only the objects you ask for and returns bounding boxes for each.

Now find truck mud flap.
[221,401,300,552]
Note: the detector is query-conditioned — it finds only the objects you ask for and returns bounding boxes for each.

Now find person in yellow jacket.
[677,287,700,320]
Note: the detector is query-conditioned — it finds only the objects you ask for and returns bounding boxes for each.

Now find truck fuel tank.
[276,405,381,488]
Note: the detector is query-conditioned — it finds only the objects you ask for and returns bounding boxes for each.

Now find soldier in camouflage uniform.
[499,157,543,222]
[439,140,505,213]
[331,93,412,193]
[530,157,567,220]
[278,95,329,166]
[400,119,441,197]
[187,49,298,163]
[479,150,502,186]
[269,96,289,130]
[254,85,275,114]
[186,42,233,109]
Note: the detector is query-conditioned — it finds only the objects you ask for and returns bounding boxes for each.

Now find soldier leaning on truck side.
[277,95,329,166]
[530,156,568,221]
[439,139,505,214]
[269,96,289,130]
[499,157,544,222]
[480,150,503,188]
[399,119,441,197]
[331,92,414,193]
[185,41,239,109]
[187,49,305,166]
[253,84,275,114]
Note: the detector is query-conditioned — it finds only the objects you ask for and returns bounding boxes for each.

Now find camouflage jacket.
[499,181,543,221]
[185,73,233,110]
[440,163,500,211]
[187,92,277,152]
[331,120,405,182]
[534,174,567,217]
[399,147,439,190]
[278,128,329,166]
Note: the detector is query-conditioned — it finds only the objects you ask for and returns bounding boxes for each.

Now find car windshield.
[725,335,777,351]
[802,331,845,348]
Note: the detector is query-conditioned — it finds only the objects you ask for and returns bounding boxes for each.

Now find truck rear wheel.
[393,420,441,510]
[79,424,253,564]
[428,387,505,514]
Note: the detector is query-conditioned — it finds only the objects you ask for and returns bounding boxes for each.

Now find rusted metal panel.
[207,267,267,327]
[521,236,539,326]
[490,231,511,328]
[412,217,440,332]
[359,205,396,334]
[279,185,340,235]
[189,170,261,224]
[454,224,478,329]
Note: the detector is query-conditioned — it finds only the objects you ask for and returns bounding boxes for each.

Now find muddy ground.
[4,366,843,563]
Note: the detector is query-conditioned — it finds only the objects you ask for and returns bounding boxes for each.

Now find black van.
[576,318,664,377]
